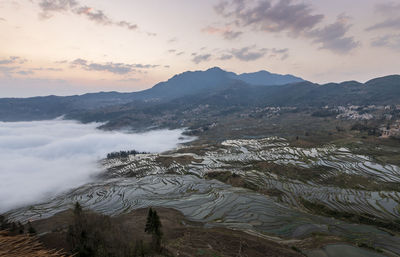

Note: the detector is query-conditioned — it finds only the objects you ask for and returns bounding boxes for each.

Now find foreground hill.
[0,230,67,257]
[31,207,303,257]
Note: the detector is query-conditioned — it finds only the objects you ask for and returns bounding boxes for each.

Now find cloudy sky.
[0,0,399,97]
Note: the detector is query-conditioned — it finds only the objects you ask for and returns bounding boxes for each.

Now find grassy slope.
[32,207,303,257]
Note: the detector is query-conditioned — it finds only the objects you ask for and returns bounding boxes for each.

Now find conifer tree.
[145,208,154,233]
[27,221,36,235]
[144,207,163,252]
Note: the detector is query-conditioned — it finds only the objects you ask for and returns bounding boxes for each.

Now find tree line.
[0,214,36,235]
[106,150,148,159]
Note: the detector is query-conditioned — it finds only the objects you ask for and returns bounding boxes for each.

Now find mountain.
[0,68,399,123]
[0,67,304,121]
[134,67,238,100]
[134,67,303,100]
[0,93,141,121]
[233,70,304,86]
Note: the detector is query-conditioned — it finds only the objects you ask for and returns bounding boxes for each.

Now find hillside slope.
[0,68,399,122]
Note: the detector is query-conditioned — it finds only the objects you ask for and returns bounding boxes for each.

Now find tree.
[18,222,24,234]
[27,221,36,235]
[0,215,10,230]
[67,202,94,257]
[133,240,146,257]
[144,208,163,252]
[73,202,83,217]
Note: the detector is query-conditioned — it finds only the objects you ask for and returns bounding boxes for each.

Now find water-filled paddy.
[5,136,400,256]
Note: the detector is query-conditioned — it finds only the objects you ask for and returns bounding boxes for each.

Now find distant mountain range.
[233,69,304,86]
[0,67,399,123]
[134,67,304,101]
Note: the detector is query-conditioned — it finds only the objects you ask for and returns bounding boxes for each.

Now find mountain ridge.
[0,67,399,122]
[133,67,305,101]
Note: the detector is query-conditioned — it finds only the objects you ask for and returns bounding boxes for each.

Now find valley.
[5,136,400,256]
[3,1,400,256]
[1,68,400,257]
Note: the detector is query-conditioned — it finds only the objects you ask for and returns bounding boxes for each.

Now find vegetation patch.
[0,231,68,257]
[317,172,400,191]
[300,198,400,234]
[252,161,333,183]
[31,206,303,257]
[155,155,203,166]
[205,171,284,197]
[107,150,148,159]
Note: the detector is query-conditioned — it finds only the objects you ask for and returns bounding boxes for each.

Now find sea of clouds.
[0,119,193,213]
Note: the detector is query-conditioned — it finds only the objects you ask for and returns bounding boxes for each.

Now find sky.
[0,119,193,212]
[0,0,399,97]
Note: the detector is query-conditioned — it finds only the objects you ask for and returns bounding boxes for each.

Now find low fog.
[0,119,193,213]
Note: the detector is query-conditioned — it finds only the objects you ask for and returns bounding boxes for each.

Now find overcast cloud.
[38,0,139,31]
[214,0,358,54]
[0,119,193,213]
[70,58,159,74]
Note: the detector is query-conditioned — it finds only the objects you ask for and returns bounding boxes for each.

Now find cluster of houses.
[335,106,374,120]
[380,120,400,139]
